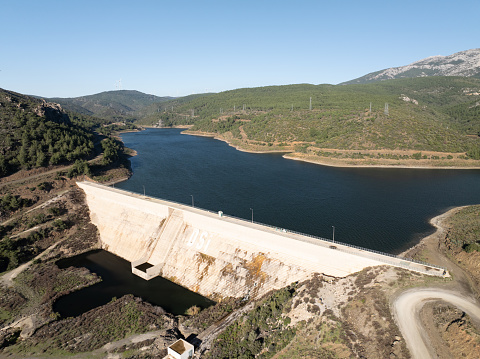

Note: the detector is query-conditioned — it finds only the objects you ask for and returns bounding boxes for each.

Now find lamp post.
[250,208,253,223]
[332,226,335,243]
[191,195,194,208]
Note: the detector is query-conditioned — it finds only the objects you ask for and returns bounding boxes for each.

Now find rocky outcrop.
[343,48,480,84]
[34,100,69,123]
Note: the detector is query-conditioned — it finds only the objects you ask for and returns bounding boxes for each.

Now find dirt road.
[0,240,63,288]
[393,288,480,359]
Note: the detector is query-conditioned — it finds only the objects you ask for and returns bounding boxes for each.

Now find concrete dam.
[78,181,445,299]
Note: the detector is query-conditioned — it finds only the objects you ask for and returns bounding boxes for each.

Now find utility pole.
[384,103,389,116]
[250,208,253,223]
[369,102,372,114]
[191,195,194,208]
[332,226,335,243]
[309,97,312,111]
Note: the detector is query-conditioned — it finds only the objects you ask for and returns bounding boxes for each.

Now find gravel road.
[393,288,480,359]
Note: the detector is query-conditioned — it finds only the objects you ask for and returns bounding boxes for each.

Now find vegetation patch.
[181,297,243,331]
[445,205,480,252]
[5,295,168,356]
[206,285,296,358]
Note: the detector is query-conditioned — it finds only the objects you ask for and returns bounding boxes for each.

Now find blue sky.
[1,0,478,98]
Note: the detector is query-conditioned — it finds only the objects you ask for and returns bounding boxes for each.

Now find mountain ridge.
[342,48,480,85]
[47,90,174,121]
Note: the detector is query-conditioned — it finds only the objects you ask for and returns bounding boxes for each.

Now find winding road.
[393,288,480,359]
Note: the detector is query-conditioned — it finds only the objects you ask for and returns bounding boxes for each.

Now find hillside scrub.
[141,77,480,160]
[206,285,297,358]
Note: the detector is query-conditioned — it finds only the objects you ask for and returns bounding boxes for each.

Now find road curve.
[393,288,480,359]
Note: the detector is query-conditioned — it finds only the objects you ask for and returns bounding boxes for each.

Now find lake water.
[117,128,480,254]
[54,250,214,317]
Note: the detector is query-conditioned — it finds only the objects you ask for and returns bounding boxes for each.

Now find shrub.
[411,152,422,160]
[52,219,68,231]
[185,305,201,316]
[464,242,480,253]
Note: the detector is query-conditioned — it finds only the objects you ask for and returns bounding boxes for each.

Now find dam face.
[78,181,445,299]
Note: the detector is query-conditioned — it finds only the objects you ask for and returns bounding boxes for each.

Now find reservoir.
[56,128,480,316]
[54,250,214,317]
[117,128,480,254]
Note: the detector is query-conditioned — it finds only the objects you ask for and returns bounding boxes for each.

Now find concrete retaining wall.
[78,181,445,299]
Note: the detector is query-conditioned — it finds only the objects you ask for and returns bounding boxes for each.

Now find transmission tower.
[115,79,122,90]
[384,103,389,116]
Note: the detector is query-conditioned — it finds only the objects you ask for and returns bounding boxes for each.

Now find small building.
[163,339,194,359]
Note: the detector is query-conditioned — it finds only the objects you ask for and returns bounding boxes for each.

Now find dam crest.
[78,181,446,299]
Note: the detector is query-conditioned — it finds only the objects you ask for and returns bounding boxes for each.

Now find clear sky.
[1,0,478,98]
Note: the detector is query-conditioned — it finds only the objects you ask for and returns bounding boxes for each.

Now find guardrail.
[222,212,446,275]
[83,180,448,275]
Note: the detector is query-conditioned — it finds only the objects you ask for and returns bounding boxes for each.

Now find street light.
[191,195,194,208]
[332,226,335,243]
[250,208,253,223]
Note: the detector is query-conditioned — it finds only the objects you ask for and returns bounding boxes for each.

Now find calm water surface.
[54,250,214,317]
[117,128,480,254]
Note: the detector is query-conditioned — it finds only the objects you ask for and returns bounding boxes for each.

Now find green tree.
[67,159,91,178]
[101,138,122,165]
[35,149,46,167]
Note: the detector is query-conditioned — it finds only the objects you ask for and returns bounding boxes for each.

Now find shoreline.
[283,154,480,170]
[398,206,466,258]
[183,130,292,154]
[183,130,480,170]
[116,128,477,258]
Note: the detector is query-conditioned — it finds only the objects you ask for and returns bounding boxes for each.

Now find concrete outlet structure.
[164,339,194,359]
[78,181,446,299]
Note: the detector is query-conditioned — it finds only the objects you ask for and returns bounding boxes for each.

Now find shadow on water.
[53,250,214,318]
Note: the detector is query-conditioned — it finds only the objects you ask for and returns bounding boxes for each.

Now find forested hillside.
[49,90,173,122]
[0,89,100,177]
[141,77,480,165]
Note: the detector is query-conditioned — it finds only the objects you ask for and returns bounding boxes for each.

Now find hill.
[146,77,480,167]
[342,48,480,85]
[0,88,99,177]
[48,90,173,121]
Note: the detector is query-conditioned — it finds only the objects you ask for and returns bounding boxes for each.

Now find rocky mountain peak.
[343,48,480,84]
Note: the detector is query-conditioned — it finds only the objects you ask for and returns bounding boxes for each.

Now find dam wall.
[78,181,446,299]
